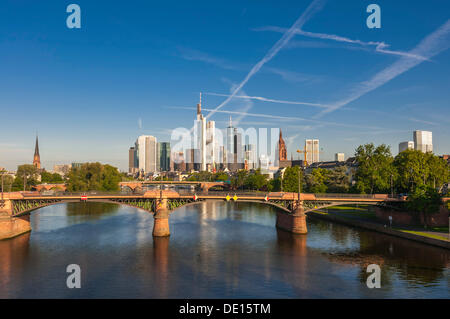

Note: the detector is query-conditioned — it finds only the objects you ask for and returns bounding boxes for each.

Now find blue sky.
[1,0,449,171]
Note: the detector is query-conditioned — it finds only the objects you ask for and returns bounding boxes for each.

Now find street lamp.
[297,166,302,209]
[0,171,4,208]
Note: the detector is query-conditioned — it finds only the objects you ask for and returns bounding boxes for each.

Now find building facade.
[413,130,433,153]
[136,135,158,174]
[159,142,171,172]
[398,141,414,153]
[305,139,320,165]
[278,129,287,162]
[335,153,345,162]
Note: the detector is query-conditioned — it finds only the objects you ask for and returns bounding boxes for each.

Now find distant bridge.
[32,183,67,192]
[0,190,404,240]
[119,181,229,192]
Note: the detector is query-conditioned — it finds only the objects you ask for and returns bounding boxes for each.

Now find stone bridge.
[0,191,403,240]
[119,181,229,192]
[32,183,67,192]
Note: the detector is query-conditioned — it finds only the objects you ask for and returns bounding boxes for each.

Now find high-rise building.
[226,116,234,168]
[305,139,320,164]
[128,147,137,174]
[33,135,41,169]
[413,131,433,153]
[159,142,171,172]
[233,127,244,170]
[194,93,207,171]
[136,135,158,174]
[173,151,186,172]
[206,121,216,171]
[335,153,345,162]
[245,144,257,170]
[398,141,414,153]
[259,154,270,171]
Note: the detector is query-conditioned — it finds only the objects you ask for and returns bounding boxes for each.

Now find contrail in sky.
[316,19,450,117]
[168,106,383,130]
[254,26,429,61]
[204,92,329,108]
[204,0,327,120]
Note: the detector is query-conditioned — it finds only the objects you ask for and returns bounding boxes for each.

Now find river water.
[0,201,448,298]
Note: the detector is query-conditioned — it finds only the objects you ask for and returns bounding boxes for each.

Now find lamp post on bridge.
[1,171,4,208]
[297,166,301,209]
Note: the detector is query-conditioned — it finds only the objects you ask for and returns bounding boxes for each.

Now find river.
[0,201,448,298]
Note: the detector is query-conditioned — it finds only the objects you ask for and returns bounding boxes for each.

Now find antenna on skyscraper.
[197,92,202,115]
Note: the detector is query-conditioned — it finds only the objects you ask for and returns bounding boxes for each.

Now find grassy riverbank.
[314,204,449,242]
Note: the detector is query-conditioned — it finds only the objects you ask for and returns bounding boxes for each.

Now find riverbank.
[307,205,450,250]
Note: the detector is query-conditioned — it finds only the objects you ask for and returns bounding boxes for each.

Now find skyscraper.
[33,135,41,169]
[226,116,234,168]
[233,127,243,170]
[245,144,257,170]
[305,139,319,164]
[136,135,158,174]
[398,141,414,153]
[128,146,137,174]
[194,93,207,171]
[159,142,171,172]
[413,131,433,153]
[206,120,216,171]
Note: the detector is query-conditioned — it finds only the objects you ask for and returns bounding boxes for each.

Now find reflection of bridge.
[0,190,403,240]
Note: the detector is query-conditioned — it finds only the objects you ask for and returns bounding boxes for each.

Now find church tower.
[278,129,287,162]
[33,135,41,169]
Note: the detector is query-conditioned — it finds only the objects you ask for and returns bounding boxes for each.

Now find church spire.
[33,134,41,169]
[34,134,39,157]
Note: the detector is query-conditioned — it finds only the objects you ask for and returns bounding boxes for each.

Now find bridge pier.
[153,198,170,237]
[276,201,308,234]
[0,199,31,240]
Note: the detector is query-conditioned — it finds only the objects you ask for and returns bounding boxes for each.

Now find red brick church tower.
[278,129,287,162]
[33,135,41,169]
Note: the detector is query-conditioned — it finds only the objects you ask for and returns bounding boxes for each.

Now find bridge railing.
[176,190,274,197]
[22,191,145,197]
[313,193,388,199]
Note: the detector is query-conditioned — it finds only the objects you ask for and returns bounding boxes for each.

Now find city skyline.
[1,1,450,171]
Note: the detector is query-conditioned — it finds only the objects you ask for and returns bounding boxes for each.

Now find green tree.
[12,164,39,191]
[40,171,64,183]
[305,168,329,193]
[213,172,229,182]
[231,170,248,190]
[407,184,442,228]
[268,177,281,192]
[186,171,214,182]
[282,166,304,193]
[354,143,395,194]
[243,169,269,191]
[393,150,449,193]
[67,163,121,192]
[326,166,350,193]
[0,170,14,192]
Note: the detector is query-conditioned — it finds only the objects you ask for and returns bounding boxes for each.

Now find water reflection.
[0,201,448,298]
